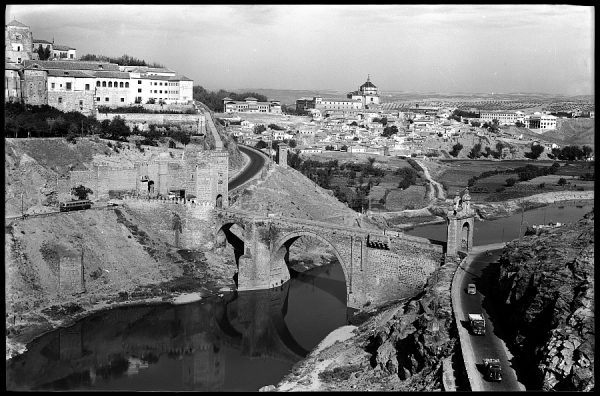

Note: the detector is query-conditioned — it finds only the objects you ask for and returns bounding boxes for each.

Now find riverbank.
[372,190,593,230]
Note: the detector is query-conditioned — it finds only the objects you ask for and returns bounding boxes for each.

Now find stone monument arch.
[446,187,475,257]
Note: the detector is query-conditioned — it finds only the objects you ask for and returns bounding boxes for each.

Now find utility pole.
[81,241,86,293]
[518,199,524,245]
[21,191,24,218]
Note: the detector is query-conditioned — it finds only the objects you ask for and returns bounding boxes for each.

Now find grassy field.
[432,159,594,202]
[383,185,427,211]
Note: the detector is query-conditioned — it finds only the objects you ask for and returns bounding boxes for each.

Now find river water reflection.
[6,263,348,391]
[405,201,593,245]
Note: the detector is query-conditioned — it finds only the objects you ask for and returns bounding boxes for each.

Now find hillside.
[542,118,594,147]
[492,210,594,391]
[273,255,461,391]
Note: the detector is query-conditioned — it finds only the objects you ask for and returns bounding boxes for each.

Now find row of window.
[137,88,179,95]
[137,80,179,86]
[96,81,130,88]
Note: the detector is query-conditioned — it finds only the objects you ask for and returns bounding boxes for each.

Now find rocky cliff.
[272,256,462,391]
[494,210,594,391]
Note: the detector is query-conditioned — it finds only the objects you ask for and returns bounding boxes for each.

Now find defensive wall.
[122,196,214,249]
[95,112,206,133]
[60,106,227,213]
[215,208,443,309]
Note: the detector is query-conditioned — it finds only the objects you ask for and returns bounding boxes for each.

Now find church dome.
[360,79,376,89]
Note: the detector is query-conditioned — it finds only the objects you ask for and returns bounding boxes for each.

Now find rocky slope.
[493,210,594,391]
[270,256,462,391]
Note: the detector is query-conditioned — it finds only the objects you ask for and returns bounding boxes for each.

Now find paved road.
[229,145,267,191]
[456,247,526,391]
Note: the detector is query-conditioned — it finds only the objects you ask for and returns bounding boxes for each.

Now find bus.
[59,199,93,212]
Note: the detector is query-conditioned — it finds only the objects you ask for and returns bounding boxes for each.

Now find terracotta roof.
[94,70,131,79]
[47,69,95,78]
[53,44,75,51]
[5,62,22,71]
[23,59,120,71]
[6,19,29,28]
[33,39,53,44]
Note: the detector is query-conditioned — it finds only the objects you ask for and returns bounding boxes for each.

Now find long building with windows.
[18,59,193,115]
[222,97,282,113]
[479,110,525,125]
[6,19,193,114]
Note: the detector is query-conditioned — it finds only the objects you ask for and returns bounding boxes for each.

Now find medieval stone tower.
[446,188,475,257]
[276,143,288,168]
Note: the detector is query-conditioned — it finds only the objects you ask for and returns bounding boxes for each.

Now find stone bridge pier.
[215,210,444,309]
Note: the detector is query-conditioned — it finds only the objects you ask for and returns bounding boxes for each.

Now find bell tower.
[446,188,475,257]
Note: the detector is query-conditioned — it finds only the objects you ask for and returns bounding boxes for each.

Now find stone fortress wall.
[95,112,206,133]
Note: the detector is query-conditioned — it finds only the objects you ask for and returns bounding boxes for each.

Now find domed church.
[347,75,380,108]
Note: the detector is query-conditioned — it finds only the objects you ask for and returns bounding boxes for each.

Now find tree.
[253,124,266,134]
[268,123,284,130]
[341,144,348,151]
[255,140,268,149]
[582,145,593,159]
[449,143,463,157]
[72,185,93,200]
[325,145,334,151]
[171,130,190,146]
[468,143,482,159]
[382,125,398,137]
[288,139,297,148]
[557,177,567,187]
[525,144,544,159]
[505,178,517,187]
[515,120,525,128]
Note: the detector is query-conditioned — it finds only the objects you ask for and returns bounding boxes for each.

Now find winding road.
[228,145,268,192]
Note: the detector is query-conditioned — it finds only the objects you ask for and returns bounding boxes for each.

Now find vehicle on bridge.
[482,358,502,381]
[59,199,93,212]
[468,313,486,335]
[467,283,477,295]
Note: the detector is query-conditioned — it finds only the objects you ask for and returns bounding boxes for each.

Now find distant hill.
[542,118,595,147]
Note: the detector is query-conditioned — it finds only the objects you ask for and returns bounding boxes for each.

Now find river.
[405,201,594,245]
[6,264,348,391]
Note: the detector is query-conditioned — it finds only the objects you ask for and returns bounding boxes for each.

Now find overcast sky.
[6,4,594,95]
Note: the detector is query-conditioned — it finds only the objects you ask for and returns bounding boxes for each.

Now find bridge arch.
[215,221,247,271]
[270,230,350,298]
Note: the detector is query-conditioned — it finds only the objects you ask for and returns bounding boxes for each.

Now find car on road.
[483,358,502,381]
[467,283,477,295]
[107,201,118,207]
[468,313,486,335]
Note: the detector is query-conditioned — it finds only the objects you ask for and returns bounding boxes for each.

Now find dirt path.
[415,159,446,201]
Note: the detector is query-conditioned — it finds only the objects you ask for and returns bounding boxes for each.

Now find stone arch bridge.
[215,209,444,309]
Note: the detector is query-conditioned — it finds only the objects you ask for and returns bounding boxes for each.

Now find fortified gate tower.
[446,188,475,257]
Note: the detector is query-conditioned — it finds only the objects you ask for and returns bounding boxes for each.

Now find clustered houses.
[5,19,193,115]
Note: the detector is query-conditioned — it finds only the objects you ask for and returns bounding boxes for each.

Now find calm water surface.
[405,201,594,245]
[6,263,348,391]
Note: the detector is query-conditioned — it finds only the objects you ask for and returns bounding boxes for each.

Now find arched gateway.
[446,188,475,256]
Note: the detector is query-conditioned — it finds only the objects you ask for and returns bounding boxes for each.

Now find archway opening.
[216,194,223,208]
[216,222,245,286]
[271,233,348,351]
[461,222,470,251]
